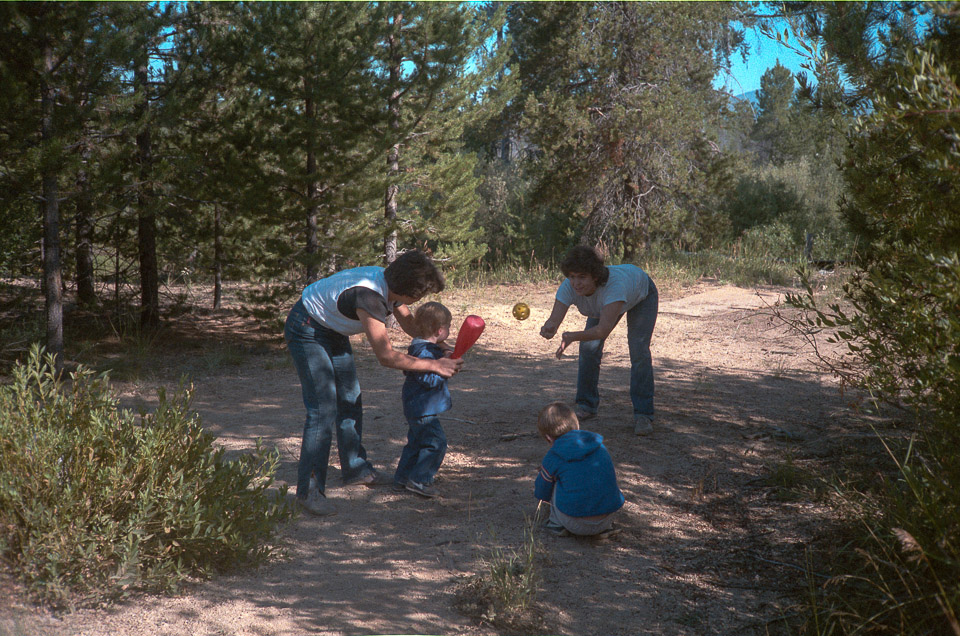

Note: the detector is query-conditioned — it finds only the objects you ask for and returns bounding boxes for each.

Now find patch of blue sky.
[715,5,936,99]
[713,23,815,97]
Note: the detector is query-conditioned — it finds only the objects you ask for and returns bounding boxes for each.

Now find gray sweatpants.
[550,490,618,535]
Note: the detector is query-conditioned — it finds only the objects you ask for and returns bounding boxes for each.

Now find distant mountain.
[733,89,760,108]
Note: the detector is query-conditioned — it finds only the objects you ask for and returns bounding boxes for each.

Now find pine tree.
[371,2,511,273]
[507,2,744,257]
[234,3,391,283]
[0,2,133,367]
[751,61,797,164]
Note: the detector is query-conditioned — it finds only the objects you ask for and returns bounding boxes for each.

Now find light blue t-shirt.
[556,264,650,318]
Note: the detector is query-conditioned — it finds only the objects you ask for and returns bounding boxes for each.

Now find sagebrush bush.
[0,346,293,607]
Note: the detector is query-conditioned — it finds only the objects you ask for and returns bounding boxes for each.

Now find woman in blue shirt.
[540,245,658,436]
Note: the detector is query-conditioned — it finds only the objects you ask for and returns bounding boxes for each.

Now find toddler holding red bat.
[393,301,454,498]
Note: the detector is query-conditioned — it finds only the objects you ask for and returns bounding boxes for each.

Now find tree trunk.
[383,11,404,330]
[383,10,402,269]
[75,141,97,307]
[113,211,121,319]
[304,92,320,282]
[213,205,222,309]
[135,56,160,329]
[41,43,64,375]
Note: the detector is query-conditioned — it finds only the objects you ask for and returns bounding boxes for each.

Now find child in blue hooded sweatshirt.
[394,301,453,498]
[535,402,624,537]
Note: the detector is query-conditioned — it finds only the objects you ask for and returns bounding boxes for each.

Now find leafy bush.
[722,158,853,262]
[0,346,293,607]
[788,254,960,635]
[783,42,960,636]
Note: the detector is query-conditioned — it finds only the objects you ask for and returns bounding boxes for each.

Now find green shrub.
[454,516,545,634]
[721,158,854,263]
[0,346,293,607]
[740,220,800,261]
[783,42,960,636]
[789,255,960,636]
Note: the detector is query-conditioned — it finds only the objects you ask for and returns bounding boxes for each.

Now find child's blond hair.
[537,402,580,441]
[413,301,452,339]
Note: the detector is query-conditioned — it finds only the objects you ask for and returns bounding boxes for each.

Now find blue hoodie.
[534,429,624,518]
[401,339,452,421]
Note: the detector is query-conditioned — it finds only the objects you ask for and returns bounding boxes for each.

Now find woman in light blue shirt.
[540,245,658,435]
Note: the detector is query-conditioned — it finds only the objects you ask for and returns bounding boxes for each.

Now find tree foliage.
[0,2,509,335]
[781,5,960,633]
[506,2,745,258]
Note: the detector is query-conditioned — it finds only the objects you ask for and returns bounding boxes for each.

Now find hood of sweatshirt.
[407,338,441,357]
[552,430,604,461]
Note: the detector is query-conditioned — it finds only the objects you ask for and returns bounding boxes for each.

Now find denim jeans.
[284,299,374,498]
[576,280,658,417]
[394,415,447,486]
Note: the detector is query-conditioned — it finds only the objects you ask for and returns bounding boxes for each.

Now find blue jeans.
[394,415,447,486]
[284,299,374,498]
[576,280,658,418]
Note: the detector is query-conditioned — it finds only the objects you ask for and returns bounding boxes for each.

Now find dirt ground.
[1,277,875,635]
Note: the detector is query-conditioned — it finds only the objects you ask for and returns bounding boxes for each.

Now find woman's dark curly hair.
[560,245,609,286]
[384,250,445,298]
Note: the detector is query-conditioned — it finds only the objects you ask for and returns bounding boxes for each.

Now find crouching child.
[534,402,624,537]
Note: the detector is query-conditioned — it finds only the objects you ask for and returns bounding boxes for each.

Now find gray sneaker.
[592,527,622,541]
[298,490,336,516]
[574,406,596,421]
[634,414,653,436]
[344,469,393,487]
[405,480,439,498]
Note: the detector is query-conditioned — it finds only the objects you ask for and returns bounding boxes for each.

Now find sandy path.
[3,281,863,636]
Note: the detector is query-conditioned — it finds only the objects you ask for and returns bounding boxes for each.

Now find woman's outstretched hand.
[556,332,574,359]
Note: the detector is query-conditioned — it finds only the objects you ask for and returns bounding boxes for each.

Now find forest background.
[1,2,959,634]
[1,0,865,362]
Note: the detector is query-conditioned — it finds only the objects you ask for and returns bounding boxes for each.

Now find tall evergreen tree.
[0,2,131,367]
[160,2,254,308]
[751,61,797,164]
[371,2,511,272]
[234,3,390,283]
[508,2,744,257]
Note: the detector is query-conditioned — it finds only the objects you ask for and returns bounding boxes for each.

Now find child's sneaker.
[405,480,438,498]
[592,526,622,541]
[542,519,571,537]
[392,479,408,492]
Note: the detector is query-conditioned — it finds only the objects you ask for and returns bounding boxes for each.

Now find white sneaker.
[634,415,653,436]
[299,489,336,516]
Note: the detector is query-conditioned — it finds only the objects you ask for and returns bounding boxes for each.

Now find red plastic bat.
[451,315,485,359]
